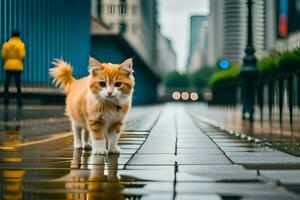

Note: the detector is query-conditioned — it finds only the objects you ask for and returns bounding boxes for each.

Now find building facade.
[157,33,177,75]
[0,0,91,85]
[208,0,223,66]
[91,0,158,73]
[91,0,161,104]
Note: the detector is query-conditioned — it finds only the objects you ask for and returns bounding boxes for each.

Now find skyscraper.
[208,0,223,66]
[186,15,208,71]
[208,0,273,66]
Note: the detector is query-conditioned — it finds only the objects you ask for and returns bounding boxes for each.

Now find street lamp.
[240,0,259,122]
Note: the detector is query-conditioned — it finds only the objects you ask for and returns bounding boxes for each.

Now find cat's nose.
[107,92,113,96]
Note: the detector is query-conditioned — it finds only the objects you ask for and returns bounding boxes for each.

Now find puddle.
[0,150,149,199]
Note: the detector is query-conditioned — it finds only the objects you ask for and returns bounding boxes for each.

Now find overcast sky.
[158,0,209,71]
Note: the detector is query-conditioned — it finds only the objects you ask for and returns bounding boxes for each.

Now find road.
[0,103,300,199]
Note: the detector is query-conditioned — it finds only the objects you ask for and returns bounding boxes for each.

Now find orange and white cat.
[49,57,134,154]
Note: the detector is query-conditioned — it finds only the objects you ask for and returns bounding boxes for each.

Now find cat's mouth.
[104,95,118,100]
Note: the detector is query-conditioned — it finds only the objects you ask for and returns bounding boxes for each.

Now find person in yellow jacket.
[1,30,26,106]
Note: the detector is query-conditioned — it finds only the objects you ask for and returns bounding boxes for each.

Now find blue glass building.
[0,0,91,85]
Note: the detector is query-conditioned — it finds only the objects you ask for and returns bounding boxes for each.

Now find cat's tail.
[49,59,75,94]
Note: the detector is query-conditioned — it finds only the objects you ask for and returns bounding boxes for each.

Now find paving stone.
[176,155,231,164]
[120,169,174,181]
[178,164,247,173]
[220,146,273,152]
[260,170,300,184]
[176,148,223,154]
[123,182,174,193]
[177,142,218,148]
[176,171,261,182]
[229,155,300,164]
[125,165,174,170]
[138,147,175,154]
[176,182,297,196]
[129,154,175,165]
[216,143,256,147]
[213,139,249,143]
[225,151,289,157]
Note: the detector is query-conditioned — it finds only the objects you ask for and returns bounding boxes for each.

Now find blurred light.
[172,91,180,100]
[203,92,212,101]
[218,59,230,70]
[190,92,199,101]
[181,92,189,100]
[279,0,288,37]
[2,157,23,163]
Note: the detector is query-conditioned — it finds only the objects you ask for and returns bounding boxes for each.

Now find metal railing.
[211,71,300,124]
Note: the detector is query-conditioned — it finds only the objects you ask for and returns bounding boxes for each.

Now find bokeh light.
[218,59,230,70]
[190,92,199,101]
[181,92,189,100]
[203,92,213,101]
[172,91,181,100]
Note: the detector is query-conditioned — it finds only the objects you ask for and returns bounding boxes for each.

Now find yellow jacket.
[1,37,26,71]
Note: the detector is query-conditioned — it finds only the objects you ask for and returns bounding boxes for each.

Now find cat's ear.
[89,56,104,76]
[120,58,133,74]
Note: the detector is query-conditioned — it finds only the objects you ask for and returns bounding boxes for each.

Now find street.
[1,103,300,199]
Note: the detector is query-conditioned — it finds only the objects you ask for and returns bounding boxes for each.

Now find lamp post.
[240,0,259,122]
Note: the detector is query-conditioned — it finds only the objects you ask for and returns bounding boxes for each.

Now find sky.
[158,0,209,72]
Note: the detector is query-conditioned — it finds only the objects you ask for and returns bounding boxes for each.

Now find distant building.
[186,15,208,71]
[208,0,273,66]
[198,21,209,70]
[208,0,223,66]
[157,33,177,75]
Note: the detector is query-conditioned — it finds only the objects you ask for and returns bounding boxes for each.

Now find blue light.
[219,59,230,69]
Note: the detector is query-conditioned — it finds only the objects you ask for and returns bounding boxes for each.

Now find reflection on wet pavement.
[0,105,162,199]
[0,131,151,199]
[1,104,300,199]
[188,104,300,156]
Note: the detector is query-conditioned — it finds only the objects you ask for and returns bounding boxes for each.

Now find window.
[132,24,138,33]
[107,5,115,15]
[97,0,102,17]
[119,2,127,15]
[297,0,300,13]
[119,22,127,34]
[132,5,138,15]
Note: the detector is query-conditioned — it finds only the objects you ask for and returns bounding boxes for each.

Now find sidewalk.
[0,103,300,199]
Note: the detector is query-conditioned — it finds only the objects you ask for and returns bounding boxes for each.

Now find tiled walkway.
[1,103,300,199]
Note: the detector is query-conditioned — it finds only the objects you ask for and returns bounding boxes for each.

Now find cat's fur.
[49,57,134,154]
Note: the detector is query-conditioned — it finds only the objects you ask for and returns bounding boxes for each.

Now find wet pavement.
[1,103,300,199]
[187,104,300,156]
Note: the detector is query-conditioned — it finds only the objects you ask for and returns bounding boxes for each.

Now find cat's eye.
[99,81,106,87]
[114,82,122,87]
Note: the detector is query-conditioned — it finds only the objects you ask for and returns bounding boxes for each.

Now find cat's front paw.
[108,145,121,154]
[92,140,107,155]
[83,143,92,150]
[92,147,108,155]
